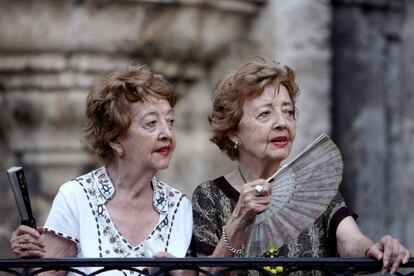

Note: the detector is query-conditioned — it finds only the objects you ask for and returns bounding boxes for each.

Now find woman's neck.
[106,160,155,199]
[225,156,282,193]
[238,156,281,183]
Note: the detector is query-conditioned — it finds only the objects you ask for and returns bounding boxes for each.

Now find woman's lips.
[155,146,171,156]
[271,136,288,148]
[272,141,288,148]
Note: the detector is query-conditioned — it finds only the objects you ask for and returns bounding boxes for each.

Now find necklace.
[238,166,248,184]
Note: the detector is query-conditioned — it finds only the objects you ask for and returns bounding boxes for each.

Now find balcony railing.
[0,257,413,275]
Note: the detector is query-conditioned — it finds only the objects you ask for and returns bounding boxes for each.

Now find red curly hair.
[84,64,176,164]
[209,59,299,160]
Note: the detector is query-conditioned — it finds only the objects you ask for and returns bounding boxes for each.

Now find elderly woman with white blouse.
[10,64,193,275]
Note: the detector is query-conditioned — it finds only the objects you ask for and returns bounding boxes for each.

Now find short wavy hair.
[84,64,176,164]
[209,59,299,161]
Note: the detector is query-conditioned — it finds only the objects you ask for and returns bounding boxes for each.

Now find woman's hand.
[10,225,46,258]
[337,217,411,274]
[147,252,195,276]
[232,179,271,227]
[366,235,410,274]
[206,178,272,261]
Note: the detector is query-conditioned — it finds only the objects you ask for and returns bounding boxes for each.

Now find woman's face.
[236,84,296,165]
[119,97,176,172]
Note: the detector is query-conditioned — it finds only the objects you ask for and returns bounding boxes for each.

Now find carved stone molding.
[0,0,265,61]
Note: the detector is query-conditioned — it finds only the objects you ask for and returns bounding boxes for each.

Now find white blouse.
[44,167,193,275]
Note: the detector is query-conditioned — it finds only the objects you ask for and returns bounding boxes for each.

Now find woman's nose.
[159,120,173,140]
[272,112,287,130]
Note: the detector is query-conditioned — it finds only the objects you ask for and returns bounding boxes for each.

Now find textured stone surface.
[332,2,390,240]
[332,0,414,250]
[0,0,261,60]
[398,0,414,251]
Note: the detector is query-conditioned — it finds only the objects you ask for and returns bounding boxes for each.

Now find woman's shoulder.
[152,177,190,205]
[194,177,224,193]
[192,177,231,204]
[56,169,97,196]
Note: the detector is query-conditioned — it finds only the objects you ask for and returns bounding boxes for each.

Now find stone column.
[399,0,414,251]
[332,0,414,250]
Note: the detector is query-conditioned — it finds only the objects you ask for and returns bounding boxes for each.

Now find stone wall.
[332,0,414,250]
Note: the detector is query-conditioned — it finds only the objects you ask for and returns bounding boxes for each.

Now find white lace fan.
[245,133,343,256]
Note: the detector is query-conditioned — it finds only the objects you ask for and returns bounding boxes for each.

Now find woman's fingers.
[242,195,270,218]
[373,235,411,274]
[12,225,42,238]
[402,248,410,264]
[366,245,383,260]
[234,179,272,224]
[153,251,174,258]
[13,240,45,253]
[388,240,410,274]
[12,240,46,258]
[10,225,46,258]
[243,181,271,208]
[244,180,271,197]
[13,233,46,249]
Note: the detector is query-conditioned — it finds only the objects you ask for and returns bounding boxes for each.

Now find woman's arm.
[336,216,410,274]
[11,225,77,276]
[41,232,77,276]
[192,179,271,273]
[43,231,77,258]
[206,179,271,272]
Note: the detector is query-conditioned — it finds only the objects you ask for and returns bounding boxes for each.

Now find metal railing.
[0,257,413,275]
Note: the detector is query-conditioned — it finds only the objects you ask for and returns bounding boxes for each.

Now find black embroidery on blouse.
[76,177,104,258]
[165,194,185,252]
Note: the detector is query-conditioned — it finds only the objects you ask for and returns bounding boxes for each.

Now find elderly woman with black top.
[192,59,410,275]
[10,64,193,275]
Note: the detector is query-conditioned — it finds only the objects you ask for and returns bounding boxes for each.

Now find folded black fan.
[245,133,343,256]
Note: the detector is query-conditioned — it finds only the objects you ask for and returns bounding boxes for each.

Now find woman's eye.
[146,120,157,127]
[283,109,294,117]
[167,118,175,126]
[258,111,271,118]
